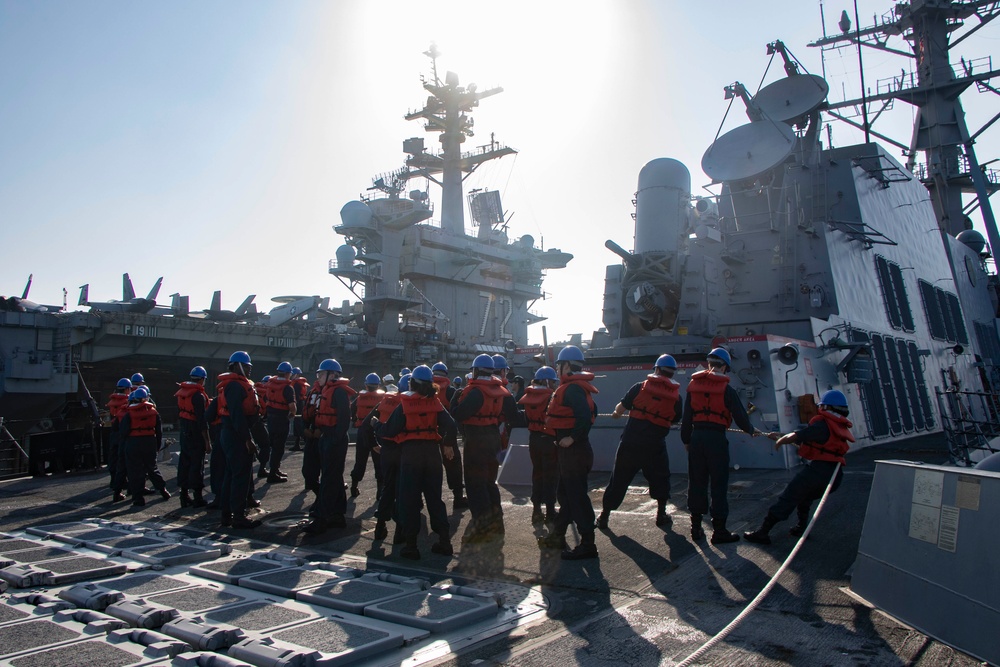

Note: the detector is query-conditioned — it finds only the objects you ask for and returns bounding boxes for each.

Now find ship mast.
[403,44,514,236]
[810,1,1000,252]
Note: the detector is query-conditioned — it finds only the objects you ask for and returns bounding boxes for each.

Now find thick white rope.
[674,461,843,667]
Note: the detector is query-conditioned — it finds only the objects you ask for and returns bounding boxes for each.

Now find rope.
[674,461,843,667]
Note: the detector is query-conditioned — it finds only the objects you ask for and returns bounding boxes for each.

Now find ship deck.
[0,435,983,667]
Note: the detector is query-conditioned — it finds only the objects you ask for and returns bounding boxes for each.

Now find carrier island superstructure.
[579,1,1000,469]
[329,45,571,370]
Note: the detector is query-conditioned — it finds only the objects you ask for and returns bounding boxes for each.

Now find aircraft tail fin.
[122,273,136,301]
[78,284,89,306]
[170,293,189,315]
[210,290,222,312]
[21,274,33,300]
[235,294,256,317]
[146,277,163,302]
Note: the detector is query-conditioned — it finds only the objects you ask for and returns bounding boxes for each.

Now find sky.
[2,1,998,345]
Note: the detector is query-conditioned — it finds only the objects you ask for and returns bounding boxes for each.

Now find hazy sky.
[2,1,998,344]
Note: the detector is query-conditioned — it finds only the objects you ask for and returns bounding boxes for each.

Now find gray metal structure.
[583,0,1000,469]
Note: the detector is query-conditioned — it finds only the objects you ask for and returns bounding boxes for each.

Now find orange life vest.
[217,373,260,418]
[125,402,158,437]
[800,411,854,464]
[432,376,451,393]
[354,389,385,426]
[377,393,403,424]
[302,382,322,424]
[397,392,444,443]
[174,381,209,422]
[315,378,357,428]
[686,370,731,427]
[107,393,129,421]
[254,381,269,414]
[545,373,598,432]
[630,375,680,428]
[265,377,293,411]
[518,385,555,434]
[457,378,511,427]
[293,377,310,406]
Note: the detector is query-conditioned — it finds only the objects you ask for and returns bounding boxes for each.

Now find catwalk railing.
[935,388,1000,466]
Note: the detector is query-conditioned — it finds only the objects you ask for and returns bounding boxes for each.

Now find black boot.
[744,513,779,544]
[179,490,191,508]
[453,493,469,510]
[531,505,545,525]
[350,483,360,498]
[711,518,740,544]
[595,511,610,530]
[191,489,207,508]
[789,508,811,537]
[655,499,671,526]
[430,533,453,556]
[400,539,420,560]
[373,520,388,540]
[690,514,705,541]
[538,527,567,550]
[562,532,598,560]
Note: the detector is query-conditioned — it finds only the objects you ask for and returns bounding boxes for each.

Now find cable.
[674,461,842,667]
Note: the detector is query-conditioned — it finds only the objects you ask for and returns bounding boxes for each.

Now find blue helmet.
[707,347,731,367]
[116,378,132,389]
[130,372,145,384]
[431,362,448,375]
[472,354,495,370]
[317,359,342,373]
[411,365,434,383]
[132,386,149,401]
[556,345,585,362]
[491,355,508,370]
[277,361,293,373]
[398,373,412,392]
[819,390,849,408]
[229,351,252,366]
[655,354,677,370]
[292,367,303,375]
[190,366,208,379]
[534,366,558,381]
[261,375,272,383]
[453,376,463,387]
[400,367,412,377]
[365,373,381,385]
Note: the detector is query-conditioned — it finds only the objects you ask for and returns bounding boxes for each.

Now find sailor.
[681,347,761,544]
[382,373,398,393]
[251,375,271,480]
[372,373,406,542]
[263,361,296,483]
[597,354,682,531]
[349,372,385,498]
[119,386,170,507]
[518,366,559,524]
[375,365,457,560]
[510,375,526,402]
[204,393,225,509]
[107,377,132,502]
[130,372,154,404]
[302,359,355,534]
[490,354,520,453]
[289,367,309,451]
[299,371,323,498]
[453,376,463,391]
[216,351,262,529]
[431,361,467,509]
[174,366,211,508]
[538,345,600,560]
[744,390,854,544]
[451,354,519,541]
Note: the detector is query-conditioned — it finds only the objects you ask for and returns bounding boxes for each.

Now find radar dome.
[634,158,691,255]
[519,235,535,249]
[957,229,986,255]
[340,201,373,228]
[335,245,357,267]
